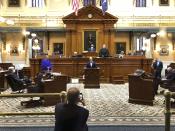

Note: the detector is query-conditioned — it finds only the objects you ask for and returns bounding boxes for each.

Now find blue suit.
[41,58,52,71]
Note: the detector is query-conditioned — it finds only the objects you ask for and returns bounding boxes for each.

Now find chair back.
[6,74,24,91]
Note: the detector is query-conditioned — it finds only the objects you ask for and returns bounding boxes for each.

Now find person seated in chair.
[86,57,97,68]
[6,67,26,92]
[15,69,32,85]
[21,71,47,107]
[161,67,175,91]
[27,71,47,93]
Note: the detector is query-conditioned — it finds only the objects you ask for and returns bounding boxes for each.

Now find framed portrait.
[10,47,19,56]
[159,0,169,6]
[159,45,169,56]
[8,0,20,7]
[115,42,126,54]
[84,31,96,52]
[53,43,64,55]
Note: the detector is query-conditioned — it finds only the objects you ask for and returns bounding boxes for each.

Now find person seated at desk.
[99,44,109,57]
[41,56,52,72]
[161,67,175,89]
[6,67,27,92]
[86,57,97,68]
[88,44,95,52]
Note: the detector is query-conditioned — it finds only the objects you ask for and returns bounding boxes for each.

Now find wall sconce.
[31,33,37,37]
[6,44,11,54]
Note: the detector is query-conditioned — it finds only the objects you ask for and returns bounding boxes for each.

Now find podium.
[84,67,100,88]
[128,74,154,105]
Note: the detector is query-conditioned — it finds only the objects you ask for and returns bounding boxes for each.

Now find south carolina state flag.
[101,0,108,15]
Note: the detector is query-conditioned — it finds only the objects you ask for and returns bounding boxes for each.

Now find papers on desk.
[43,79,52,81]
[52,72,61,76]
[71,78,79,83]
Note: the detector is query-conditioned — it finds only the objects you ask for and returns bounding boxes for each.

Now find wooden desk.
[0,70,8,91]
[128,74,154,105]
[30,57,153,83]
[0,63,14,70]
[84,68,100,88]
[42,75,69,106]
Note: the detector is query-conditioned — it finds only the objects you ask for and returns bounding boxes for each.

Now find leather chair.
[165,63,175,76]
[128,71,154,106]
[6,74,27,92]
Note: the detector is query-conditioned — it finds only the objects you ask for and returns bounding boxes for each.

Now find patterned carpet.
[0,83,173,126]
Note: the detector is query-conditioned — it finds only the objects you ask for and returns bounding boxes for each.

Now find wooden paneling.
[30,57,153,82]
[62,5,118,57]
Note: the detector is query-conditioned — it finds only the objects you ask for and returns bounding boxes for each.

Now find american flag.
[72,0,79,16]
[0,0,3,9]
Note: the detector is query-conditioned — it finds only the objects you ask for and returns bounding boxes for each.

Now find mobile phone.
[79,93,84,100]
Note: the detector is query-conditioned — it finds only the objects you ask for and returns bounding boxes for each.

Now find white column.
[26,38,32,65]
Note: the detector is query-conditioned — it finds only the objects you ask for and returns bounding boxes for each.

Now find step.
[112,80,125,84]
[112,76,123,79]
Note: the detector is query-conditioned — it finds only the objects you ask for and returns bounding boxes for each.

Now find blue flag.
[101,0,108,14]
[83,0,89,6]
[83,0,96,6]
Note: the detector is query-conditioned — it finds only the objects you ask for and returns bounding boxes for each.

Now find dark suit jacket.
[6,73,25,91]
[99,48,109,57]
[152,60,163,78]
[86,61,97,68]
[166,70,175,81]
[54,103,89,131]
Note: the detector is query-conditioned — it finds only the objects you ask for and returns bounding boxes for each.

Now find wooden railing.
[164,91,175,131]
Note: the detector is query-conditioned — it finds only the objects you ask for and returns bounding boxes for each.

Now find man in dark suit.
[161,67,175,90]
[54,87,89,131]
[99,44,109,57]
[86,57,97,68]
[6,67,26,92]
[152,58,163,79]
[151,58,163,94]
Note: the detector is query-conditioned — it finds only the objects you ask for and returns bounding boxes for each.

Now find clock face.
[88,14,93,19]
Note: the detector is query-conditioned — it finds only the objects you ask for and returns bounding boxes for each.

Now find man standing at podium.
[99,44,109,57]
[86,57,97,68]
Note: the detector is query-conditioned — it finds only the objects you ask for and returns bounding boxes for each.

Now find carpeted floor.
[0,83,173,126]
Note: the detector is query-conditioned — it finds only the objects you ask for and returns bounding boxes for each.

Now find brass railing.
[164,91,175,131]
[0,92,67,116]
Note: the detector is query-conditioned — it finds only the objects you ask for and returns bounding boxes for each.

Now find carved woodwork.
[30,57,153,82]
[62,5,118,57]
